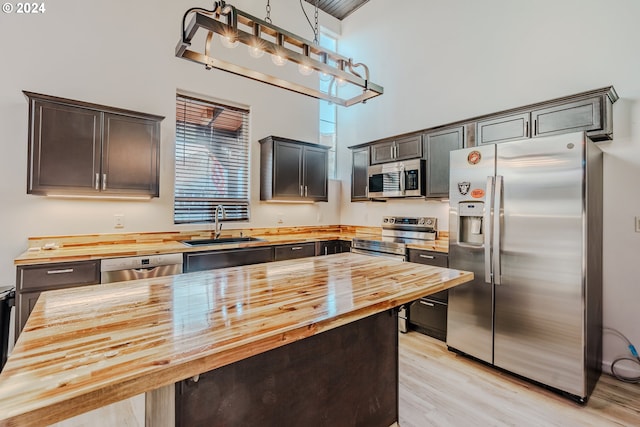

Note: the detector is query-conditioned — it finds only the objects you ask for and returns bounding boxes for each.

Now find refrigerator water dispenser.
[458,202,484,245]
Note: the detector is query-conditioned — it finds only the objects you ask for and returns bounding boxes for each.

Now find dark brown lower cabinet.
[315,240,351,256]
[407,249,449,341]
[273,242,316,261]
[175,310,398,427]
[183,247,274,273]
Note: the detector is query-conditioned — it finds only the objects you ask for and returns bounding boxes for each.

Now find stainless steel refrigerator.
[447,131,602,402]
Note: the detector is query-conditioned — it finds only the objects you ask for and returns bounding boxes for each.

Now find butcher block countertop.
[14,225,449,266]
[0,253,471,427]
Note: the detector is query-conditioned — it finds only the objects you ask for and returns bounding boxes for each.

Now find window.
[174,94,250,224]
[319,32,337,179]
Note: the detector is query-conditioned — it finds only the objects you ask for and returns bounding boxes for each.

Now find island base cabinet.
[175,310,398,427]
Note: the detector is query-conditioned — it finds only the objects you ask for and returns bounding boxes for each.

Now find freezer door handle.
[484,176,494,283]
[493,175,503,285]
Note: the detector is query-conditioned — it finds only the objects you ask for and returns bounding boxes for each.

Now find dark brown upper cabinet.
[25,91,163,197]
[351,146,369,201]
[259,136,329,202]
[423,126,464,198]
[476,87,617,145]
[370,133,422,164]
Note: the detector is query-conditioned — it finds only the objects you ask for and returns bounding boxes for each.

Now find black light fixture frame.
[176,1,384,107]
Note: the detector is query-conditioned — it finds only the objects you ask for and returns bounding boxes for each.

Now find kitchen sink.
[180,237,266,246]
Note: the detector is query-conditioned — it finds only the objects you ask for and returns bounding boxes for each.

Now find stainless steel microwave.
[367,159,426,198]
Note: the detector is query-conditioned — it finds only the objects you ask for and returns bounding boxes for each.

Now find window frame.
[174,92,251,225]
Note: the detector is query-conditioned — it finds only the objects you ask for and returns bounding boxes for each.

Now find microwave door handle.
[493,175,503,285]
[484,176,494,284]
[400,166,405,194]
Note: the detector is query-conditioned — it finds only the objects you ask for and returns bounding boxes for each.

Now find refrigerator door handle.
[493,175,503,285]
[484,176,494,283]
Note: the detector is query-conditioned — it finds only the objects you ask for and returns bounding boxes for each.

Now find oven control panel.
[382,216,437,230]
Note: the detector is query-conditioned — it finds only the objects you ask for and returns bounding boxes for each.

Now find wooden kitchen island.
[0,253,472,427]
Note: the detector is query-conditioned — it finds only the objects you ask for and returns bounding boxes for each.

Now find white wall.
[0,0,342,284]
[337,0,640,376]
[1,0,638,379]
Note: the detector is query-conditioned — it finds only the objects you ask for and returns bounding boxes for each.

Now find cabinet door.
[102,113,160,196]
[28,100,101,194]
[303,146,328,201]
[273,140,303,199]
[394,134,423,160]
[274,243,316,261]
[351,147,369,201]
[17,291,41,336]
[184,247,274,273]
[531,96,602,138]
[476,112,530,145]
[370,141,395,164]
[424,127,464,198]
[315,240,344,256]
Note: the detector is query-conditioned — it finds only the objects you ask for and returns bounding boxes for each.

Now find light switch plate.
[114,214,125,229]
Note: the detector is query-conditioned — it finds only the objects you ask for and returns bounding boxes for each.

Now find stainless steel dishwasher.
[100,253,183,283]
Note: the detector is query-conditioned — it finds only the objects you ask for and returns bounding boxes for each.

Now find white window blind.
[174,94,250,224]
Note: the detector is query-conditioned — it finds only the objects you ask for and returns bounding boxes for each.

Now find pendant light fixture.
[176,1,383,107]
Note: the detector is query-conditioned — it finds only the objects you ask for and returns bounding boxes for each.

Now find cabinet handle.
[419,254,435,259]
[300,185,303,196]
[419,300,435,307]
[304,186,308,197]
[47,268,74,275]
[291,246,303,251]
[102,174,107,190]
[365,185,369,198]
[95,173,100,190]
[525,120,529,137]
[534,119,537,136]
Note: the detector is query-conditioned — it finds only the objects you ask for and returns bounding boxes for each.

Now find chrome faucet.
[214,204,226,239]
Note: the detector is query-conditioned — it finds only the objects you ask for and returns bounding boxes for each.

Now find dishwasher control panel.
[100,253,184,272]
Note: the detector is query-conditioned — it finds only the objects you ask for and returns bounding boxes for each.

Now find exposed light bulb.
[271,54,286,66]
[221,35,239,49]
[336,78,347,87]
[298,63,313,76]
[319,72,332,81]
[248,45,264,58]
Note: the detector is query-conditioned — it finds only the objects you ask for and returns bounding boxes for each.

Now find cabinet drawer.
[274,243,316,261]
[17,260,100,291]
[407,249,448,267]
[409,298,447,341]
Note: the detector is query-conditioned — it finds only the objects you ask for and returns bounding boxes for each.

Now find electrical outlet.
[114,214,125,229]
[636,216,640,233]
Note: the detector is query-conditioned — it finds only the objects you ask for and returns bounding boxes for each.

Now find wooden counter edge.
[0,270,472,427]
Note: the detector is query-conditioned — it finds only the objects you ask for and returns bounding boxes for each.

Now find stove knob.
[383,218,388,223]
[425,218,433,226]
[418,218,425,225]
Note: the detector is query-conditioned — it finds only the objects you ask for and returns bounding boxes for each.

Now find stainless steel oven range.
[351,216,437,332]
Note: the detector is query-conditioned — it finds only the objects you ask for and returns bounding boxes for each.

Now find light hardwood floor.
[399,332,640,427]
[53,331,640,426]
